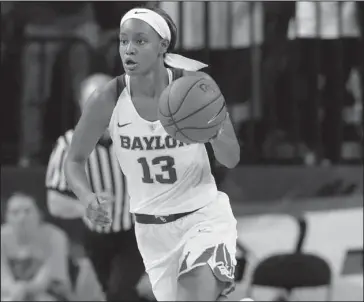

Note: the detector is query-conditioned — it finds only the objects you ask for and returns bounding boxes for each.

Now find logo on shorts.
[154,215,167,222]
[215,262,234,279]
[213,243,235,282]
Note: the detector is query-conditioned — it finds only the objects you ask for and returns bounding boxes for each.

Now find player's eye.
[136,39,146,45]
[120,39,128,46]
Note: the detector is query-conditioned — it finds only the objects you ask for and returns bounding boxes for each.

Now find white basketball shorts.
[134,191,238,301]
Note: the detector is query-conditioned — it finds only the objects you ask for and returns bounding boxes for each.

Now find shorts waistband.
[134,208,200,224]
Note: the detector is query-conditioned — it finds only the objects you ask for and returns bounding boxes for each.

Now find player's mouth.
[124,58,138,70]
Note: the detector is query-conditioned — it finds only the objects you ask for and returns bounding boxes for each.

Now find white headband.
[120,8,208,72]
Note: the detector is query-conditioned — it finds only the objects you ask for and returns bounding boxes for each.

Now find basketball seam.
[208,101,226,124]
[179,125,223,130]
[170,77,205,116]
[166,83,199,143]
[164,92,223,127]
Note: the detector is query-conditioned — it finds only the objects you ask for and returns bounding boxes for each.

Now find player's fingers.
[86,208,109,224]
[93,215,112,227]
[87,203,107,214]
[89,212,111,225]
[84,205,112,228]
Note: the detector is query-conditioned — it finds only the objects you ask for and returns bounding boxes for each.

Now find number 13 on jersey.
[138,156,177,184]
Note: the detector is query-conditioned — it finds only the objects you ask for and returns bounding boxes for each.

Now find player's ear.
[159,38,169,55]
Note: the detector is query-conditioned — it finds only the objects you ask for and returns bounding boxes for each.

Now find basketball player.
[65,6,243,301]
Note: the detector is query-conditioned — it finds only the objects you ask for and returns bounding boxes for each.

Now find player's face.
[6,195,40,231]
[119,19,165,75]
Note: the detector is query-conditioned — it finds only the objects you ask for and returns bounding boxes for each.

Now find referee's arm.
[45,135,85,219]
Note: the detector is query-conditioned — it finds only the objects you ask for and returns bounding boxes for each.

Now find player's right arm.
[46,137,85,219]
[64,78,117,208]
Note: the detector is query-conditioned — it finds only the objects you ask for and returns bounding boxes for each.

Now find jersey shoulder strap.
[171,68,184,81]
[115,74,126,104]
[115,70,182,102]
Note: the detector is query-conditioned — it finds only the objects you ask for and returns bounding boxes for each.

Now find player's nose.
[125,42,137,55]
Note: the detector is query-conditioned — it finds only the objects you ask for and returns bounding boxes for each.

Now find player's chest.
[131,96,160,122]
[116,129,189,154]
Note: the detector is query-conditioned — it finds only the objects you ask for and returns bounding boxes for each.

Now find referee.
[45,74,153,301]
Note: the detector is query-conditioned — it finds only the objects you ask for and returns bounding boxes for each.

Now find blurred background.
[1,1,363,301]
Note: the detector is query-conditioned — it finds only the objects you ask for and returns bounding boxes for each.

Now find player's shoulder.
[88,74,126,105]
[182,69,213,81]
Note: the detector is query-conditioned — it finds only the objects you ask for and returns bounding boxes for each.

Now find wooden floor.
[231,194,363,217]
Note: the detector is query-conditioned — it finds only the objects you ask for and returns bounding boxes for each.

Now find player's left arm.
[184,70,240,168]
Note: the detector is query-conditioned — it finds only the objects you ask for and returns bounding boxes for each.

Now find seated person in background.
[1,192,72,301]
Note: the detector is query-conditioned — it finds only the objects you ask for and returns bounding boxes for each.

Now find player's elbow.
[214,140,240,169]
[215,150,240,169]
[224,150,240,169]
[65,152,84,170]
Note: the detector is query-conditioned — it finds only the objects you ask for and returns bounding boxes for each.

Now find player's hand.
[84,191,114,228]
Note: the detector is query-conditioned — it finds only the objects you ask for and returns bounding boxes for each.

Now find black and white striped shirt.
[46,129,133,233]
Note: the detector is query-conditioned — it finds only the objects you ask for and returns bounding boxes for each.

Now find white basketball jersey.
[109,68,218,215]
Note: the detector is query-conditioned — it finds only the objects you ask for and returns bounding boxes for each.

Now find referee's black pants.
[84,227,146,301]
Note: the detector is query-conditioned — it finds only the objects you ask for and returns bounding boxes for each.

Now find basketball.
[158,76,226,144]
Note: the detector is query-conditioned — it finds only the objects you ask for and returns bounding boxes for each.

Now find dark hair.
[4,191,43,220]
[149,7,177,52]
[5,192,37,209]
[130,6,178,52]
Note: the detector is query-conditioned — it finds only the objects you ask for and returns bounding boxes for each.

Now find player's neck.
[132,61,168,98]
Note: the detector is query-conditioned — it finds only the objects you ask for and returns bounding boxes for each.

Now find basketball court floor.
[229,195,363,301]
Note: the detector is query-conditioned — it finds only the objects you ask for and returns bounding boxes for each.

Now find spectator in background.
[41,2,150,159]
[0,2,13,63]
[288,1,361,164]
[260,2,296,160]
[1,2,25,164]
[1,192,72,301]
[16,2,98,166]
